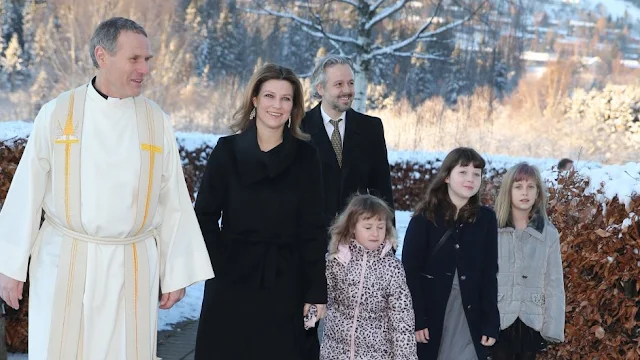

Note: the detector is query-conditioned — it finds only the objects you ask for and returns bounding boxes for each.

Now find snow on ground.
[174,130,221,152]
[7,354,27,359]
[0,121,33,142]
[157,280,205,330]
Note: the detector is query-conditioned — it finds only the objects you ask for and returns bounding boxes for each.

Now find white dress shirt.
[320,105,346,145]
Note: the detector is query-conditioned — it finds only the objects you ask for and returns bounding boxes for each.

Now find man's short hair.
[89,17,148,69]
[309,54,355,99]
[558,158,573,170]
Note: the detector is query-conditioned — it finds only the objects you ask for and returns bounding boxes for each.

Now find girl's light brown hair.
[231,63,309,140]
[328,194,397,257]
[495,162,549,228]
[415,147,486,224]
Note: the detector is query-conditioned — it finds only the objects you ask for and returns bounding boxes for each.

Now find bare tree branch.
[368,0,388,13]
[366,0,487,60]
[364,17,442,59]
[365,0,408,31]
[391,51,450,61]
[303,0,350,55]
[297,25,348,56]
[413,0,443,41]
[332,0,360,7]
[241,5,361,47]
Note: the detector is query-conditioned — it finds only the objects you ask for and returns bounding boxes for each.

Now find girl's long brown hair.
[328,194,397,258]
[415,147,486,224]
[231,63,309,140]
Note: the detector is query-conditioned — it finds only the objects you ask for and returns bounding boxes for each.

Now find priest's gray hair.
[310,54,355,99]
[89,17,148,69]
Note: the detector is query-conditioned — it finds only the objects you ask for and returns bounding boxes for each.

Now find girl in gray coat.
[492,163,566,360]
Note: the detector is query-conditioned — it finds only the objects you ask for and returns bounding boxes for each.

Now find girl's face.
[353,214,386,251]
[445,163,482,203]
[511,178,538,213]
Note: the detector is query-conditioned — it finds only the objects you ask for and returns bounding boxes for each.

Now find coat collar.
[500,211,547,241]
[335,239,393,265]
[232,121,297,185]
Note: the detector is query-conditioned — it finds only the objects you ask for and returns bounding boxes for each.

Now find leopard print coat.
[320,240,418,360]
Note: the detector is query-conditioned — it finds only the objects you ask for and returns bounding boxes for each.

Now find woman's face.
[252,79,294,131]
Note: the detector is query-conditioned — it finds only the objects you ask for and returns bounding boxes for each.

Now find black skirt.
[493,318,548,354]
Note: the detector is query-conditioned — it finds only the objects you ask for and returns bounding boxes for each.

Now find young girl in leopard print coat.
[320,194,418,360]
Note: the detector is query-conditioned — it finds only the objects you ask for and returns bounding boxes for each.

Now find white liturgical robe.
[0,81,214,359]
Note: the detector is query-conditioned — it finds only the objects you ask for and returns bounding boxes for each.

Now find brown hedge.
[0,140,638,358]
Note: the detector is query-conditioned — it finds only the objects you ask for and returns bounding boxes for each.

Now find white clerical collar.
[87,80,133,105]
[320,104,346,125]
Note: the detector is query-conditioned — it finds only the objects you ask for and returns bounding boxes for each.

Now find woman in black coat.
[402,147,500,360]
[193,64,327,360]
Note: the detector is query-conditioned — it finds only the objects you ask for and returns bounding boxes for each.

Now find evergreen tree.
[30,67,49,114]
[1,32,26,90]
[211,0,248,79]
[0,0,20,50]
[21,0,38,65]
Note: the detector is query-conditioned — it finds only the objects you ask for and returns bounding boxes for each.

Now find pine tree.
[29,67,49,114]
[1,32,26,90]
[404,42,435,106]
[21,0,37,65]
[211,0,248,79]
[31,21,48,67]
[0,0,20,50]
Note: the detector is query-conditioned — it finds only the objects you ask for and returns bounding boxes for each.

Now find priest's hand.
[159,288,186,309]
[0,272,24,310]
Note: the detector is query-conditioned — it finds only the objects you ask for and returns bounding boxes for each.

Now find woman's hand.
[303,303,326,319]
[481,335,496,346]
[415,328,430,343]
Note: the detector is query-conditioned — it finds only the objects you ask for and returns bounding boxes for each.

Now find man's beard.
[330,97,352,112]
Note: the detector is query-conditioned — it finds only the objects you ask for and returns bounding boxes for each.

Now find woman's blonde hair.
[328,194,397,257]
[230,63,309,140]
[495,162,549,228]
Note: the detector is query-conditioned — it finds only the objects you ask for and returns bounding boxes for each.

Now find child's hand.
[481,335,496,346]
[415,328,430,343]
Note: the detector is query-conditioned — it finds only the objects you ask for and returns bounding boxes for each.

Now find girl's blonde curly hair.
[328,194,397,258]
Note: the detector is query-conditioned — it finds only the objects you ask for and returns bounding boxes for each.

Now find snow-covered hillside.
[542,0,640,22]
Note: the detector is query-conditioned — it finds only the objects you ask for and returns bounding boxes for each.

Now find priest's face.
[316,64,355,117]
[98,31,153,98]
[252,79,294,132]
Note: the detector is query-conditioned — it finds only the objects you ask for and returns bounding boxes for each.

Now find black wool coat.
[300,104,394,229]
[401,206,500,360]
[193,124,327,360]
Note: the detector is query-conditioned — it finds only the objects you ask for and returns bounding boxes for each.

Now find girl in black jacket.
[402,147,499,360]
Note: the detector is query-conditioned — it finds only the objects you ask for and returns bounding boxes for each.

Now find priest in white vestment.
[0,17,214,360]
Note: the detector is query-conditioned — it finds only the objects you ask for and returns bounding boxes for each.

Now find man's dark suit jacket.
[301,103,395,230]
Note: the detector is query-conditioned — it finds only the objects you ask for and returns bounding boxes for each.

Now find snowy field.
[3,120,639,359]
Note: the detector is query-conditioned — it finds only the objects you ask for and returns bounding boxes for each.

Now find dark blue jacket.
[402,206,499,359]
